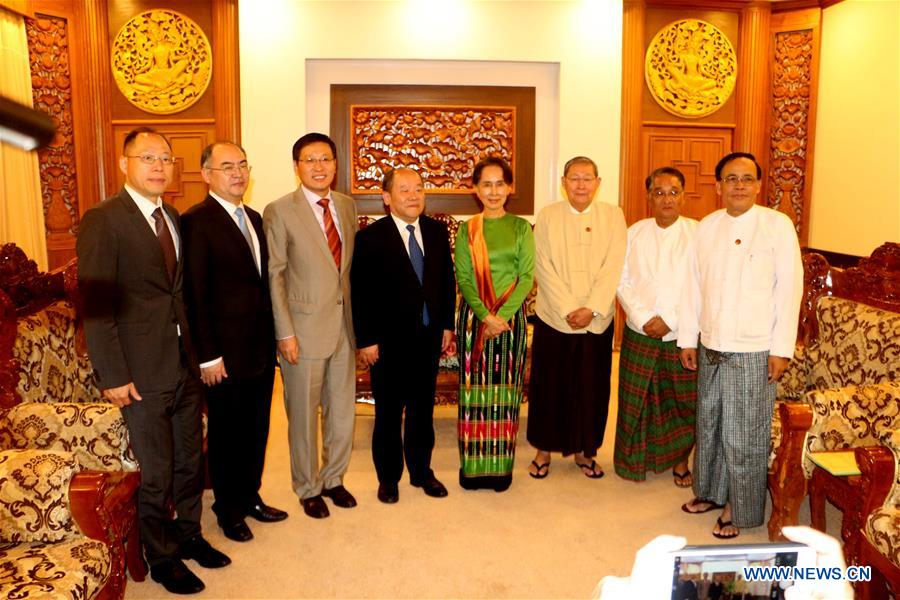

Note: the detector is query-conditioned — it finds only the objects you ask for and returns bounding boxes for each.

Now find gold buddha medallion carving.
[645,19,737,118]
[112,10,211,115]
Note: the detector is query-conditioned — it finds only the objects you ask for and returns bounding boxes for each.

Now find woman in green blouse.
[455,157,535,492]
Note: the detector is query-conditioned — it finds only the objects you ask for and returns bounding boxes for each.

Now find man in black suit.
[77,127,229,595]
[351,168,457,504]
[181,142,288,544]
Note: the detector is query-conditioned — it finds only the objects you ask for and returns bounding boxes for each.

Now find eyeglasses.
[206,163,252,175]
[565,176,597,184]
[298,157,335,166]
[722,175,757,186]
[127,153,177,166]
[652,189,683,199]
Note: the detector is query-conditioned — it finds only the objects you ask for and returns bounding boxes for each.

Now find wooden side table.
[808,450,864,566]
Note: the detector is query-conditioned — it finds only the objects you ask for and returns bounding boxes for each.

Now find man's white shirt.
[677,204,803,357]
[617,216,697,342]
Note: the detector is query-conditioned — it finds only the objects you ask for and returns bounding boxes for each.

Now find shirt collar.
[300,184,332,206]
[390,213,420,231]
[567,201,592,215]
[125,184,163,221]
[209,191,243,216]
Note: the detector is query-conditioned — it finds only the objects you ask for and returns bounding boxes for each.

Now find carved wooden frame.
[331,84,535,215]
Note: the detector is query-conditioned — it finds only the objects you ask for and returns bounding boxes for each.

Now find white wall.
[238,0,623,216]
[809,0,900,255]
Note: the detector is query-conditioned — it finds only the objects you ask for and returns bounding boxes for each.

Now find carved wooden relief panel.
[349,105,515,194]
[641,126,732,222]
[768,29,814,240]
[332,85,535,215]
[26,14,78,239]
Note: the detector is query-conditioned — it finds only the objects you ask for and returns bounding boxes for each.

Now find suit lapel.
[205,196,261,278]
[119,191,169,278]
[290,188,338,271]
[334,194,355,274]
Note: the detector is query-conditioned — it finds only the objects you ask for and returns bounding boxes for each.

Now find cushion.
[0,450,80,543]
[13,300,100,405]
[802,382,900,477]
[0,538,110,600]
[0,404,137,472]
[775,344,809,401]
[806,296,900,391]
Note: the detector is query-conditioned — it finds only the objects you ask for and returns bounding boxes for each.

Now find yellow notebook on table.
[808,450,861,476]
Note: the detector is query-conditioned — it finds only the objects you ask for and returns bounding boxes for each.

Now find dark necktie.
[234,206,259,271]
[152,207,177,283]
[318,198,342,270]
[406,224,430,326]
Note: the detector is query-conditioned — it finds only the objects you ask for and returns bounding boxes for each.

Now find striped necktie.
[317,198,342,270]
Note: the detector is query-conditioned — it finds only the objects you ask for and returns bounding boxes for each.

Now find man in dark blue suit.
[77,128,229,595]
[351,168,457,504]
[182,142,288,544]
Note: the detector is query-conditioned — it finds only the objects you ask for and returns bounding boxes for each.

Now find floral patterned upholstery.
[13,300,100,405]
[0,403,137,472]
[801,382,900,477]
[769,297,900,469]
[0,449,111,599]
[806,296,900,390]
[864,429,900,571]
[0,539,110,600]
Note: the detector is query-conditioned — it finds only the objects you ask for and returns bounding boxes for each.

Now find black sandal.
[713,516,740,539]
[528,460,550,479]
[673,468,692,488]
[576,459,604,479]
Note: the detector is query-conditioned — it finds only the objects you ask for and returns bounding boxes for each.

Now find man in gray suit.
[77,127,229,595]
[264,133,359,519]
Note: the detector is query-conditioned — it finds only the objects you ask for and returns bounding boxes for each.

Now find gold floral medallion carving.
[111,10,211,114]
[645,19,737,118]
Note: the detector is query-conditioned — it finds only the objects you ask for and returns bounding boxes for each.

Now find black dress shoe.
[301,495,330,518]
[322,485,358,508]
[413,475,449,498]
[377,482,399,504]
[151,559,205,595]
[247,502,289,522]
[220,519,253,542]
[178,535,232,568]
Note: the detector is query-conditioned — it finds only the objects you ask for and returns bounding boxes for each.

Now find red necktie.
[152,207,177,282]
[318,198,342,270]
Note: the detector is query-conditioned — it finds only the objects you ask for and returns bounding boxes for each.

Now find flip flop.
[576,459,605,479]
[673,468,692,488]
[681,498,724,514]
[529,460,550,479]
[712,516,740,539]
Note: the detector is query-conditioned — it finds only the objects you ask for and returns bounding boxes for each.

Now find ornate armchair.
[767,242,900,544]
[856,430,900,600]
[0,243,146,598]
[0,448,114,599]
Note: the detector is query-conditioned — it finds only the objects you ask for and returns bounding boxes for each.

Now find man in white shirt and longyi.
[677,152,803,539]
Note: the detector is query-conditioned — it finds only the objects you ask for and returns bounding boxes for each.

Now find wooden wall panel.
[642,126,732,221]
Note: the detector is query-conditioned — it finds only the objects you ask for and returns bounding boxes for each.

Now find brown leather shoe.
[322,485,357,508]
[301,495,330,519]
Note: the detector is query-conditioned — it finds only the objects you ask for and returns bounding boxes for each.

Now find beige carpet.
[124,354,836,599]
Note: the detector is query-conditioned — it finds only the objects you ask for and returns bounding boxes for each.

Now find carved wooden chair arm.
[855,445,896,520]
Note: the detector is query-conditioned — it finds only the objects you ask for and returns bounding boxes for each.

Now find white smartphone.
[663,542,817,600]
